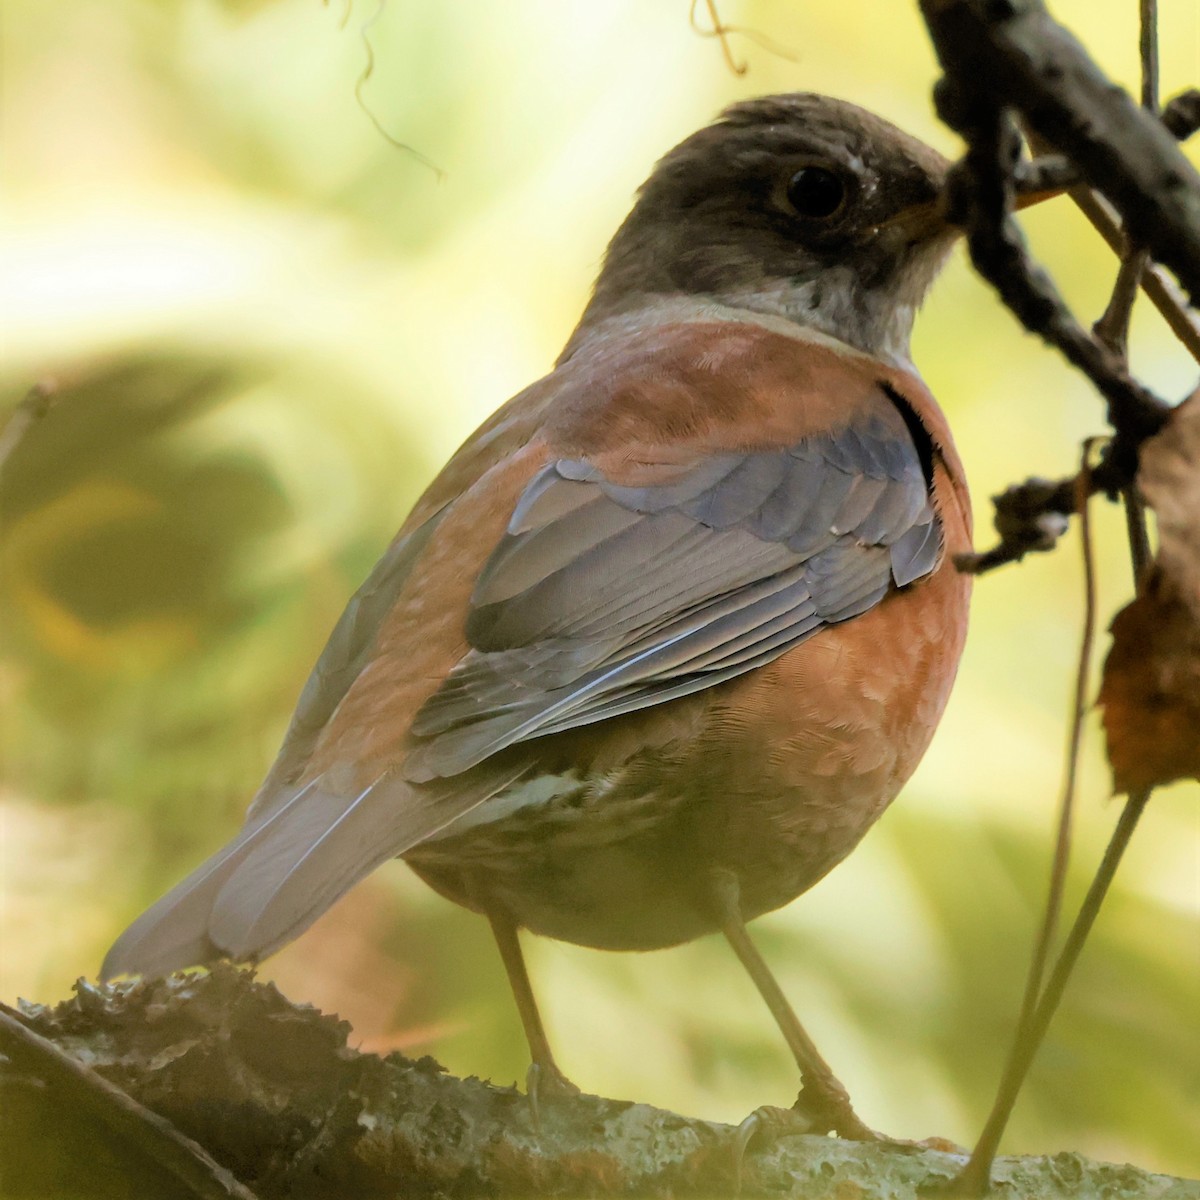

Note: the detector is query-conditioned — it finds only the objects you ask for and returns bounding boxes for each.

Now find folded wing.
[406,394,939,781]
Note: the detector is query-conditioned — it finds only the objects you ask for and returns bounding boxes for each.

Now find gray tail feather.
[101,767,523,981]
[100,778,323,979]
[100,832,262,980]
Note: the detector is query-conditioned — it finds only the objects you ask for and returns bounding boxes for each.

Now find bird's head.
[579,93,957,366]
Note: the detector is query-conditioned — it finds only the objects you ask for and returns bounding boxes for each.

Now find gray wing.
[247,509,446,819]
[101,504,485,979]
[405,398,940,782]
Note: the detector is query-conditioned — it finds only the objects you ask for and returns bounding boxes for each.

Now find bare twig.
[1139,0,1159,111]
[922,0,1200,301]
[1015,91,1200,365]
[1038,169,1200,366]
[1039,455,1098,1000]
[350,0,444,178]
[936,88,1164,572]
[953,790,1153,1195]
[949,6,1173,1189]
[1090,0,1156,364]
[0,1001,260,1200]
[953,434,1155,575]
[953,449,1099,1196]
[1095,248,1151,358]
[928,0,1199,578]
[955,196,1196,573]
[935,94,1170,443]
[1106,0,1158,593]
[691,0,747,75]
[1122,487,1154,586]
[688,0,798,71]
[1019,115,1200,365]
[953,475,1072,574]
[1015,96,1200,201]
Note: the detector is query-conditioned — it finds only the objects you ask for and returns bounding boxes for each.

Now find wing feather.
[248,511,446,818]
[407,392,941,781]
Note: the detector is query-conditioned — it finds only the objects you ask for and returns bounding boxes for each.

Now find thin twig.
[1094,249,1150,358]
[351,0,444,178]
[1015,95,1200,202]
[953,438,1138,575]
[937,96,1170,445]
[1020,113,1200,366]
[953,791,1152,1195]
[1139,0,1159,112]
[953,6,1169,1189]
[951,446,1098,1193]
[1016,91,1200,361]
[1122,488,1155,585]
[0,1002,261,1200]
[1093,0,1154,362]
[1035,453,1099,1009]
[942,0,1191,577]
[1052,179,1200,366]
[1116,0,1158,591]
[691,0,747,75]
[954,475,1072,574]
[688,0,799,71]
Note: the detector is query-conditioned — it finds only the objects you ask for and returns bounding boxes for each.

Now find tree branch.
[920,0,1200,575]
[0,997,259,1200]
[4,970,1196,1200]
[921,0,1200,302]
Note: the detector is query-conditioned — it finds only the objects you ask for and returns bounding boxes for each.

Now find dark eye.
[786,167,846,219]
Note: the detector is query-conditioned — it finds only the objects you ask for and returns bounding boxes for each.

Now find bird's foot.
[792,1080,879,1141]
[525,1060,581,1130]
[733,1087,880,1190]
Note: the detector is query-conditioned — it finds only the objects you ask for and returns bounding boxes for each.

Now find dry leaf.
[1099,390,1200,793]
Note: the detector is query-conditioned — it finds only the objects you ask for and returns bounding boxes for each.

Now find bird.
[103,92,974,1141]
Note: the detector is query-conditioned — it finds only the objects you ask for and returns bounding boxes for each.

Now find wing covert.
[406,394,941,782]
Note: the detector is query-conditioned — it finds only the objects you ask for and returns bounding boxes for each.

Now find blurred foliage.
[1,0,1197,1181]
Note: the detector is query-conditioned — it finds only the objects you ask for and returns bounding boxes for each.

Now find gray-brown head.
[577,93,955,365]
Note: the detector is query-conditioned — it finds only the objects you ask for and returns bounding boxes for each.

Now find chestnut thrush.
[104,93,973,1139]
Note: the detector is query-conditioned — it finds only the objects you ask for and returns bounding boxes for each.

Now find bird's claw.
[733,1105,816,1191]
[732,1092,883,1191]
[525,1060,580,1130]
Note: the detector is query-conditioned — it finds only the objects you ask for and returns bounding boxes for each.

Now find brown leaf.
[1099,391,1200,793]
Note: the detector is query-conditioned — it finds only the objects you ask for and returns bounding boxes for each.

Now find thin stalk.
[954,790,1152,1194]
[951,450,1099,1194]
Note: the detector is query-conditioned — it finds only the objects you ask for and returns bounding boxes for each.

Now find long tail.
[101,766,521,980]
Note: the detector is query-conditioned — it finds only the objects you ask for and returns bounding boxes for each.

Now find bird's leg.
[708,869,877,1148]
[486,909,580,1126]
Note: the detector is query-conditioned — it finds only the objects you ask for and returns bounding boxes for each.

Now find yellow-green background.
[2,0,1198,1178]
